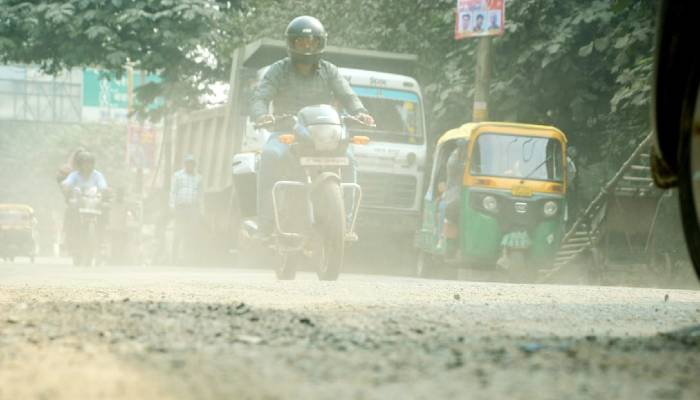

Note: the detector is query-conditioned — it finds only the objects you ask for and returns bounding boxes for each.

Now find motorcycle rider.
[61,152,109,251]
[61,152,108,195]
[250,16,375,237]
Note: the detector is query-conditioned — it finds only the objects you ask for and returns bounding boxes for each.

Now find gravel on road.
[1,261,699,400]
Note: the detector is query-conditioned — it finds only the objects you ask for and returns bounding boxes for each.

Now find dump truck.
[160,39,427,259]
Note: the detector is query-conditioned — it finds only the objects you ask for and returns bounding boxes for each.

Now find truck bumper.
[356,208,420,235]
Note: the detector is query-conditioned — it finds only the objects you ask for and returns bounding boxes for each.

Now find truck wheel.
[315,180,345,281]
[275,253,297,280]
[678,84,700,280]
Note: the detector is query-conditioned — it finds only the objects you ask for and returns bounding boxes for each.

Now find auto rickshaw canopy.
[0,204,35,226]
[0,204,34,213]
[436,122,567,147]
[434,122,569,195]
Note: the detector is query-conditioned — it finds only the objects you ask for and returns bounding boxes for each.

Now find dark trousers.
[172,204,200,264]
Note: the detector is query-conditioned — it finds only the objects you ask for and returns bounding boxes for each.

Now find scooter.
[69,187,105,266]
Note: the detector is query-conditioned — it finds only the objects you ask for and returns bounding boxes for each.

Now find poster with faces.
[455,0,505,39]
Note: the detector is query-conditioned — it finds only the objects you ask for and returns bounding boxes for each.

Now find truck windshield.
[349,86,423,144]
[469,133,564,182]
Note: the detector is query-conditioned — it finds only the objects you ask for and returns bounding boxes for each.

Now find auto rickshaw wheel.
[416,251,456,280]
[416,251,431,278]
[506,250,532,283]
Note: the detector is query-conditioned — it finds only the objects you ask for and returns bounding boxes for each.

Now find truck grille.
[357,173,417,209]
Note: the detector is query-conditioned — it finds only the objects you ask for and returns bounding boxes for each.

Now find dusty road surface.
[1,259,699,400]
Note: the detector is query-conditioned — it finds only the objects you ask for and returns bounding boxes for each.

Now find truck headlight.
[483,195,498,213]
[543,200,558,217]
[308,124,342,151]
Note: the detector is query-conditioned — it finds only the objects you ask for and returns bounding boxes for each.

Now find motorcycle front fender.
[311,172,342,191]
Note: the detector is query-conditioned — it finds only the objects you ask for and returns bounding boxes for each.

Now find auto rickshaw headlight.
[483,196,499,213]
[543,200,558,217]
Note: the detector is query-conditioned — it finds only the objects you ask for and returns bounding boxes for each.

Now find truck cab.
[341,68,427,233]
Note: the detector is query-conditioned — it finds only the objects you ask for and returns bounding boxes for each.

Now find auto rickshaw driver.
[436,139,468,254]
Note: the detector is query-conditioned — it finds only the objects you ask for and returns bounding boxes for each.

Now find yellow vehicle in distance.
[0,204,39,263]
[415,122,569,280]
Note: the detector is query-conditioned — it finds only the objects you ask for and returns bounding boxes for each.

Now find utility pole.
[472,36,492,122]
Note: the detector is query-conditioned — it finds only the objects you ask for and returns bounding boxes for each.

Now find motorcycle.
[233,105,370,280]
[68,187,106,266]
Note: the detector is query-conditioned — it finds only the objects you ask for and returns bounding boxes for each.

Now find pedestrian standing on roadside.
[169,155,202,265]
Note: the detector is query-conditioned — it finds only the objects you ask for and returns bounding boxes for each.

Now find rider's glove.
[354,112,375,127]
[255,114,274,126]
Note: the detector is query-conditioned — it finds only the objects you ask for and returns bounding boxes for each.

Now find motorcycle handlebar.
[342,115,376,129]
[254,114,376,129]
[253,114,295,129]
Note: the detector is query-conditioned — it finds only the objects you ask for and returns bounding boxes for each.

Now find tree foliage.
[224,0,656,163]
[0,0,241,117]
[0,0,657,160]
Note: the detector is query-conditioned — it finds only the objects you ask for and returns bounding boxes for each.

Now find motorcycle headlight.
[308,124,342,151]
[543,200,558,217]
[483,195,498,213]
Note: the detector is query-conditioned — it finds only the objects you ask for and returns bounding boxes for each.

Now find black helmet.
[285,16,327,65]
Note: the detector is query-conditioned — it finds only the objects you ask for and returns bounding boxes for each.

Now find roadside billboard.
[82,68,161,123]
[127,122,158,171]
[455,0,505,39]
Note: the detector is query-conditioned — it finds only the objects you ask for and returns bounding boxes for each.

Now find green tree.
[0,0,657,159]
[0,0,242,118]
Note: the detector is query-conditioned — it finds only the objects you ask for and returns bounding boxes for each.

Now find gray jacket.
[250,58,367,120]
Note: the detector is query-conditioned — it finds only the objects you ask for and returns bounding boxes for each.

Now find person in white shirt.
[60,152,109,253]
[61,152,108,195]
[169,155,202,264]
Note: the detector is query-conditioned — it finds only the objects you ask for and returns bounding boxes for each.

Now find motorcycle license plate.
[299,157,349,166]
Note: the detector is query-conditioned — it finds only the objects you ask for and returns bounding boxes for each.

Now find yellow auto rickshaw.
[415,122,568,279]
[0,204,39,263]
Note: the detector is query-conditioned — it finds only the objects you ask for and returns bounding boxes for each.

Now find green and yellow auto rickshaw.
[0,204,39,263]
[415,122,568,279]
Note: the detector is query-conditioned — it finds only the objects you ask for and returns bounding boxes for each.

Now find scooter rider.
[61,152,108,196]
[250,16,374,237]
[61,152,109,250]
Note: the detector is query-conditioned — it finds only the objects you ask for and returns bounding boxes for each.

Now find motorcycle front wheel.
[74,219,97,267]
[314,180,345,281]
